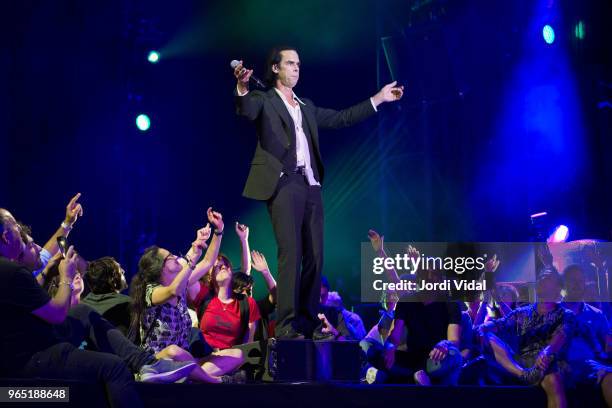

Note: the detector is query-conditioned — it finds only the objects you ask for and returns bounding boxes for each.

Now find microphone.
[231,60,266,88]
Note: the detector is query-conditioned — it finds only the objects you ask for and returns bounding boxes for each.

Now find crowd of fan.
[1,194,611,408]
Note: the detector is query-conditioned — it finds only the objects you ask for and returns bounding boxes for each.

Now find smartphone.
[57,236,68,257]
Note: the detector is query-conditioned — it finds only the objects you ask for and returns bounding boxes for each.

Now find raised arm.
[313,81,404,129]
[235,222,251,274]
[251,250,277,304]
[151,257,195,306]
[32,246,78,324]
[42,193,83,256]
[368,229,400,285]
[233,60,264,121]
[187,208,224,300]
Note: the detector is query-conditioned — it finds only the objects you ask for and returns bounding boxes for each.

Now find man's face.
[0,210,25,260]
[19,234,43,270]
[274,50,300,89]
[536,275,562,302]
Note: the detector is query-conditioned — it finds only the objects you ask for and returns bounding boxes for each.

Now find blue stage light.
[542,25,555,44]
[147,51,160,64]
[136,114,151,131]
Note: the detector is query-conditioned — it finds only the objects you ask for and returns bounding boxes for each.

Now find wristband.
[182,256,196,269]
[61,221,73,231]
[214,229,223,236]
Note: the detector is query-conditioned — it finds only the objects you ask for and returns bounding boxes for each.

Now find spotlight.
[548,225,569,243]
[542,25,555,45]
[574,21,585,40]
[147,51,160,64]
[136,114,151,131]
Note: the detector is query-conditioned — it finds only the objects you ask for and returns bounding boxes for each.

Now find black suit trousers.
[267,173,323,336]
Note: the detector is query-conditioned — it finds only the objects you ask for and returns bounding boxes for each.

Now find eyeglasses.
[161,253,187,269]
[161,253,176,268]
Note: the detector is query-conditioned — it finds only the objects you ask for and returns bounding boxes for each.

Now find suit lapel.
[300,103,320,155]
[268,89,295,148]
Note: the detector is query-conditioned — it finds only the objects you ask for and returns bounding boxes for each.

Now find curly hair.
[85,257,125,294]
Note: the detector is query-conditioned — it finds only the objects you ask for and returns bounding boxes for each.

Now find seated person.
[319,277,366,341]
[194,254,261,350]
[478,272,573,408]
[129,208,245,383]
[560,264,612,406]
[0,208,197,408]
[82,257,132,335]
[368,266,464,385]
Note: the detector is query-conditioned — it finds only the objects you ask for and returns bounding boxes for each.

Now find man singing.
[233,46,403,340]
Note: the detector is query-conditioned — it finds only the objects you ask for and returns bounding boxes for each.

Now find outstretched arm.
[251,250,277,304]
[187,208,225,301]
[42,193,83,256]
[314,81,404,129]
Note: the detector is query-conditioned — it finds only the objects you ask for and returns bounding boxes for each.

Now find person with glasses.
[128,208,245,383]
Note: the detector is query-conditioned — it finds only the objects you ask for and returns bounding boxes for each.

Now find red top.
[199,294,261,350]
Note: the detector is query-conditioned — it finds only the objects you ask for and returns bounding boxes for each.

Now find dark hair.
[232,271,254,295]
[562,264,586,288]
[128,246,164,343]
[264,45,298,86]
[537,271,563,287]
[0,208,11,234]
[86,257,124,294]
[495,283,519,305]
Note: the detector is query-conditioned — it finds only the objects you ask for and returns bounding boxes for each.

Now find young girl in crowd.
[129,208,244,383]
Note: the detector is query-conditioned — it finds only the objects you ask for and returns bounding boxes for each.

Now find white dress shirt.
[273,88,320,186]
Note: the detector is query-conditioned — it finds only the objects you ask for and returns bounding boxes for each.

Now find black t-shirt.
[394,301,462,359]
[254,296,276,341]
[0,258,61,374]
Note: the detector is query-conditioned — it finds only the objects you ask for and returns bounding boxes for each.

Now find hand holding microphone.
[231,59,265,92]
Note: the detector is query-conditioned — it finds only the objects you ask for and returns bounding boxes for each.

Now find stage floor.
[1,379,607,408]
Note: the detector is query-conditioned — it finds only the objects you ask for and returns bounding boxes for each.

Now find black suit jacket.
[235,88,376,200]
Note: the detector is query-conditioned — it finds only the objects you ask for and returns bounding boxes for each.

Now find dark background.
[2,0,610,307]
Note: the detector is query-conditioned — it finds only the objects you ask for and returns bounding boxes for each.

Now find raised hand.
[234,60,253,93]
[193,223,211,249]
[372,81,404,106]
[235,222,249,241]
[207,207,224,233]
[368,229,384,254]
[317,313,339,337]
[64,193,84,227]
[58,245,78,282]
[251,250,269,272]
